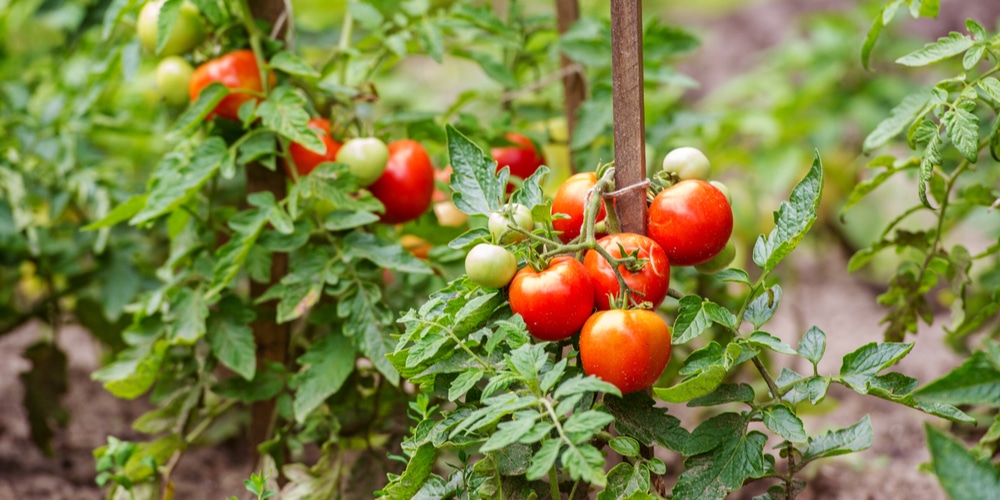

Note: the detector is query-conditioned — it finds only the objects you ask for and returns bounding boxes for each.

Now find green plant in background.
[852,0,1000,497]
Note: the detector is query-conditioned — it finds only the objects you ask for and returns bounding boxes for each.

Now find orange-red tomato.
[508,256,594,341]
[491,132,545,183]
[288,118,341,177]
[368,140,435,224]
[648,180,733,266]
[579,309,672,394]
[188,49,273,121]
[583,233,670,310]
[551,172,607,243]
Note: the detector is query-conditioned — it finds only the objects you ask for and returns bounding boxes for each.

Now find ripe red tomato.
[583,233,670,310]
[579,309,672,394]
[551,172,607,243]
[508,256,594,341]
[648,180,733,266]
[288,118,341,177]
[189,50,272,121]
[368,140,435,224]
[491,132,545,182]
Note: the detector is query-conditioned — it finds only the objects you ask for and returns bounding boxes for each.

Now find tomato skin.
[368,140,435,223]
[648,180,733,266]
[465,244,518,289]
[509,256,594,341]
[155,56,194,106]
[336,137,389,187]
[189,50,270,121]
[137,0,205,56]
[288,118,341,177]
[579,309,672,394]
[661,147,710,181]
[584,233,670,310]
[551,172,607,243]
[491,132,545,182]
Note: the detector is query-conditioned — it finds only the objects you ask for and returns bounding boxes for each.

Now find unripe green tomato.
[694,239,737,274]
[137,0,206,56]
[155,56,194,105]
[488,203,534,244]
[465,243,518,288]
[710,180,732,205]
[336,137,389,187]
[661,147,710,181]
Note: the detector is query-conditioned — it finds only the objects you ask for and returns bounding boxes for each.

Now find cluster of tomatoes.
[465,146,735,394]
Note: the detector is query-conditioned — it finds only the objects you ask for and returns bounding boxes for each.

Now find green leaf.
[926,425,1000,500]
[526,439,561,481]
[155,0,183,55]
[606,392,688,452]
[801,415,872,463]
[896,32,973,67]
[511,165,548,210]
[480,417,537,452]
[82,194,148,231]
[563,410,615,436]
[674,413,768,500]
[840,342,913,378]
[207,296,257,380]
[686,383,755,407]
[207,207,270,299]
[978,77,1000,104]
[172,83,228,136]
[600,462,650,500]
[797,326,826,371]
[448,369,484,401]
[167,288,208,345]
[762,405,807,443]
[913,351,1000,406]
[132,138,226,224]
[752,154,823,272]
[275,248,330,323]
[269,51,320,79]
[863,88,933,153]
[344,232,432,274]
[292,334,356,422]
[553,374,622,399]
[609,437,641,458]
[324,210,379,231]
[381,443,436,499]
[963,44,986,70]
[420,19,444,63]
[257,86,326,155]
[744,285,782,330]
[942,107,980,163]
[712,268,750,286]
[562,443,606,487]
[672,295,738,345]
[748,331,796,356]
[459,50,518,88]
[918,131,942,209]
[776,369,830,406]
[861,4,891,71]
[657,343,741,403]
[446,125,504,216]
[93,340,168,400]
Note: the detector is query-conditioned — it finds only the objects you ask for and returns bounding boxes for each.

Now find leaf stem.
[237,0,272,95]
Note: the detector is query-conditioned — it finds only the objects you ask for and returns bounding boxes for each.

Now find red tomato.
[288,118,341,177]
[648,180,733,266]
[551,172,607,243]
[508,256,594,342]
[583,233,670,310]
[579,309,672,394]
[368,140,435,224]
[188,49,273,121]
[491,132,545,182]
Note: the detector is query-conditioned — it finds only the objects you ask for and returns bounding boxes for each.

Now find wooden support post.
[556,0,585,162]
[247,0,289,458]
[610,0,647,235]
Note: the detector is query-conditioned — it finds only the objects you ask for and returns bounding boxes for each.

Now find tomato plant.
[509,256,595,341]
[648,179,733,266]
[584,232,670,309]
[368,139,435,223]
[287,118,341,177]
[579,308,672,394]
[188,49,271,121]
[552,172,607,243]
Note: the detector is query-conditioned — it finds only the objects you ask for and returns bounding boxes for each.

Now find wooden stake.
[556,0,585,166]
[610,0,647,235]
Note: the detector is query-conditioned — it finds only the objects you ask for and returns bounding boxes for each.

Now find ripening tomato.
[579,309,672,394]
[660,147,710,181]
[137,0,205,56]
[551,172,607,243]
[465,243,517,288]
[509,256,594,341]
[288,118,341,177]
[694,239,736,274]
[336,137,389,187]
[584,233,670,310]
[401,234,433,260]
[431,166,469,227]
[155,56,194,106]
[189,50,273,121]
[368,140,435,224]
[491,132,545,183]
[648,180,733,266]
[488,203,534,244]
